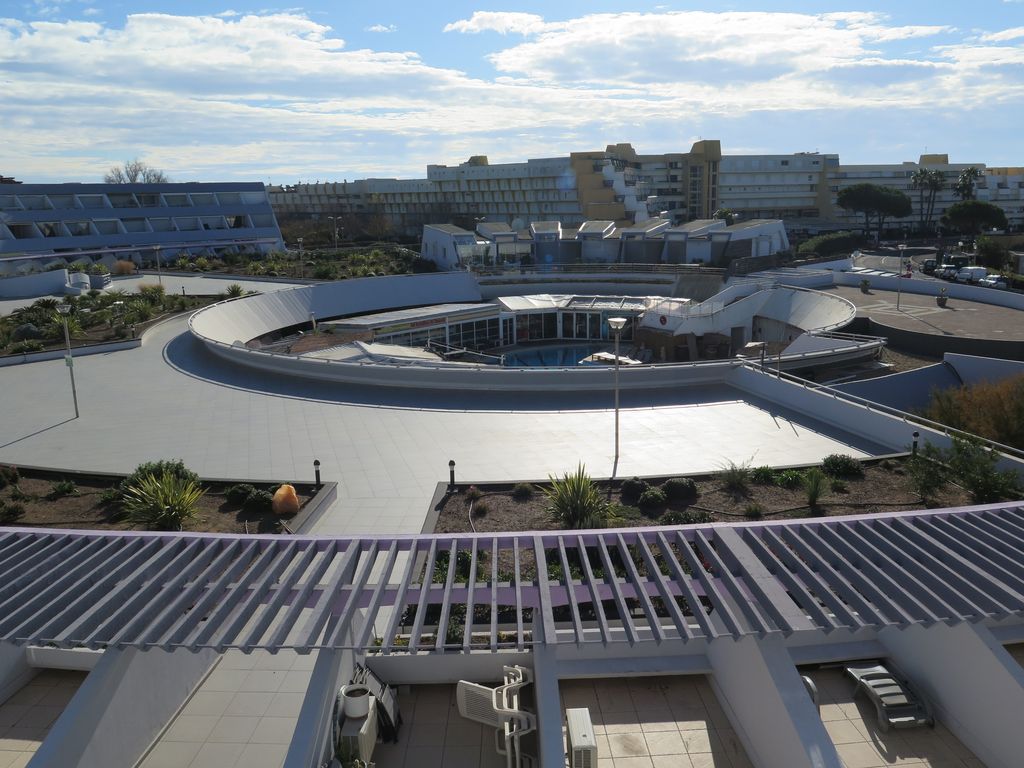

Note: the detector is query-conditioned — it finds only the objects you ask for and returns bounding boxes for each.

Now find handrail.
[742,361,1024,462]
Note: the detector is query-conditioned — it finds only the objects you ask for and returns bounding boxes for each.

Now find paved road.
[0,316,887,535]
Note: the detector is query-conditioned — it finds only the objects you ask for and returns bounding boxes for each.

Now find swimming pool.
[502,344,608,367]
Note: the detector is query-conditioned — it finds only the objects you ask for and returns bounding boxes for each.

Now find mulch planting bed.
[0,467,315,534]
[434,458,974,537]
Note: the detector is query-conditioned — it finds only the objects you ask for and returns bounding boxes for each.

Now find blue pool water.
[503,345,607,367]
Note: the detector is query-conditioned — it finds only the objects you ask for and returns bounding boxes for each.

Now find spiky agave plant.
[121,471,204,531]
[543,463,608,530]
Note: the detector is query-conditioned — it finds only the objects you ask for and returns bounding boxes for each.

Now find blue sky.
[2,2,1023,183]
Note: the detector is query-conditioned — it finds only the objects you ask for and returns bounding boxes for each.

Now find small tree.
[942,200,1008,235]
[712,208,735,226]
[104,158,169,184]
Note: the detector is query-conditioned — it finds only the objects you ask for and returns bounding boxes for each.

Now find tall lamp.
[56,304,80,419]
[607,316,628,468]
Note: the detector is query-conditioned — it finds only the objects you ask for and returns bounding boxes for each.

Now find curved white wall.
[189,272,482,346]
[188,274,856,392]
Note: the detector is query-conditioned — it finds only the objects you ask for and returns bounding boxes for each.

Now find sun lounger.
[845,662,934,732]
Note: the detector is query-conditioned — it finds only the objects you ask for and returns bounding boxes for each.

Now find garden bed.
[0,466,317,534]
[434,457,975,537]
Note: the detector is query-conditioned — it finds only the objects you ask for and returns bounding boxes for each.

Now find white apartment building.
[718,153,839,220]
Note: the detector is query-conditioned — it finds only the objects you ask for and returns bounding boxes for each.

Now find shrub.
[9,340,44,354]
[660,509,713,526]
[0,501,25,525]
[313,265,337,281]
[620,476,649,503]
[99,487,119,505]
[637,486,668,511]
[803,469,828,507]
[906,451,946,502]
[0,465,19,489]
[472,500,489,517]
[122,460,198,491]
[243,489,273,514]
[194,257,210,271]
[543,464,608,530]
[774,469,805,489]
[743,503,764,519]
[796,231,865,258]
[830,478,849,494]
[663,477,697,502]
[750,466,776,484]
[224,284,245,298]
[922,374,1024,451]
[718,460,751,493]
[226,483,257,506]
[944,437,1020,503]
[49,479,77,498]
[112,259,136,276]
[511,483,534,501]
[465,485,481,501]
[122,471,204,530]
[822,454,864,478]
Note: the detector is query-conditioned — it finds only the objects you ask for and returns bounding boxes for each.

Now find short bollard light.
[449,459,456,489]
[912,431,920,456]
[313,459,321,489]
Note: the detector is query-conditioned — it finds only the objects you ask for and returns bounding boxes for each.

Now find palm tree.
[910,169,929,231]
[954,167,981,201]
[923,169,945,231]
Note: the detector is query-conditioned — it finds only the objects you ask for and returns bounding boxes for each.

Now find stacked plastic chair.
[457,665,537,768]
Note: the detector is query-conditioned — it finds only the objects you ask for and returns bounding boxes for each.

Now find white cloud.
[444,11,549,36]
[366,23,396,33]
[980,26,1024,42]
[0,10,1021,181]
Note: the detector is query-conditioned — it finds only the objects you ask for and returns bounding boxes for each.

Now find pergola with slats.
[1,504,1023,654]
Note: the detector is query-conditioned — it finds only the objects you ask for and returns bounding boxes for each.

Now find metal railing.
[743,362,1024,463]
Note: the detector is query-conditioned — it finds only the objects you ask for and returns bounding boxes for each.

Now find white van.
[955,266,987,284]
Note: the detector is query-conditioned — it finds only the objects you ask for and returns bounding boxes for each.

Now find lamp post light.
[154,246,163,287]
[297,237,304,279]
[448,459,456,490]
[328,216,338,251]
[607,316,628,470]
[56,304,80,419]
[897,243,905,311]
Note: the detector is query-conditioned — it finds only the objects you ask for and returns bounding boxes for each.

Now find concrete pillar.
[0,643,31,706]
[532,646,565,768]
[708,635,841,768]
[879,622,1024,768]
[32,647,218,768]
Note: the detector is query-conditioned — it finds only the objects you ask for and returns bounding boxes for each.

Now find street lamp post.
[897,243,906,311]
[297,237,304,279]
[154,246,163,287]
[608,316,627,470]
[328,216,338,251]
[56,304,80,419]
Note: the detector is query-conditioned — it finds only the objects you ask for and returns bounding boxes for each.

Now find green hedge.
[796,231,867,257]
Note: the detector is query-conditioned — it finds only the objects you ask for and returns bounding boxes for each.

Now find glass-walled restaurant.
[328,297,645,353]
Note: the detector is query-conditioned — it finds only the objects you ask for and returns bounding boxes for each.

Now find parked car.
[955,266,988,284]
[936,265,960,279]
[922,259,937,275]
[978,274,1010,290]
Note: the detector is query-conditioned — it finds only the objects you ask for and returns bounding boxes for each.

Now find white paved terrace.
[0,316,889,535]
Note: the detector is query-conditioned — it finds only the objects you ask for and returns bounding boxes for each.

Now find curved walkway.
[0,316,887,535]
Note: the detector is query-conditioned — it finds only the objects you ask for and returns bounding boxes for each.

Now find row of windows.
[0,192,266,212]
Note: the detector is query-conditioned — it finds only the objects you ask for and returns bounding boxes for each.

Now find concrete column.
[32,647,218,768]
[0,643,31,707]
[531,646,565,768]
[284,649,349,768]
[708,635,841,768]
[879,622,1024,768]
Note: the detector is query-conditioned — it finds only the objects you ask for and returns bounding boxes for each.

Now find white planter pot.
[341,684,371,719]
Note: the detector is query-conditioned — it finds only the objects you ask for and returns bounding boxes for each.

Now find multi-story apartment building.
[718,153,838,220]
[270,147,1024,240]
[827,154,984,233]
[269,152,652,238]
[0,182,283,259]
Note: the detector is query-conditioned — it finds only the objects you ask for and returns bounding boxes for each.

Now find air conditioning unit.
[566,707,597,768]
